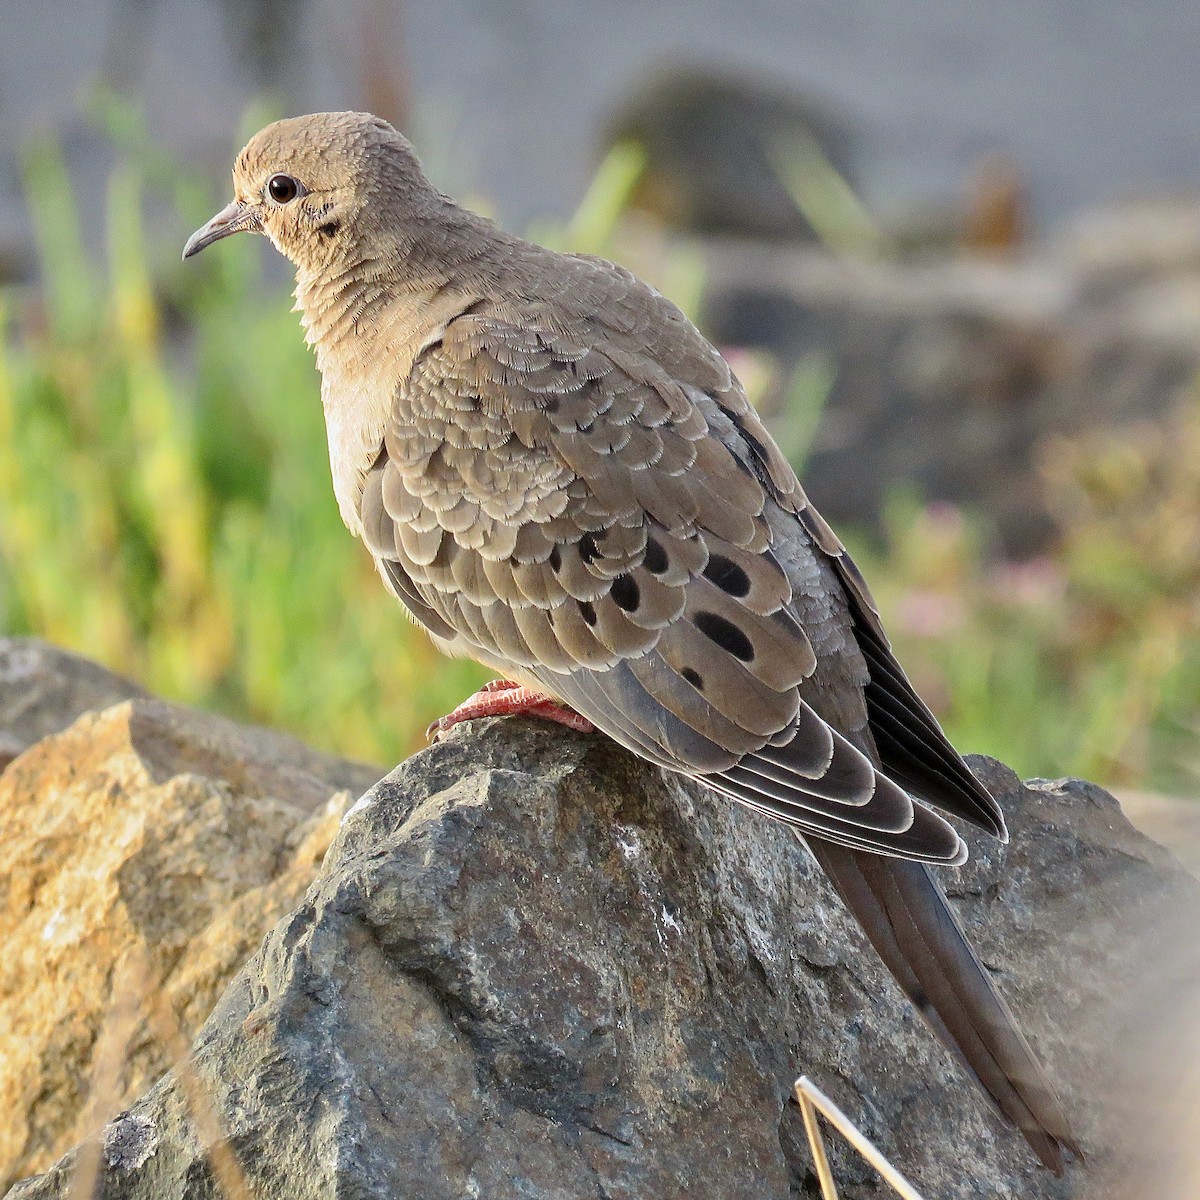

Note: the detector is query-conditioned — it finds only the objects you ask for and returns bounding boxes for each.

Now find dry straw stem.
[67,953,149,1200]
[140,951,256,1200]
[66,945,256,1200]
[794,1075,927,1200]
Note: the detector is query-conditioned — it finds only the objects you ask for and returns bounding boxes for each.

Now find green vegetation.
[0,108,1195,790]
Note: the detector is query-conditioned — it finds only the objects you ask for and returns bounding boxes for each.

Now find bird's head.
[183,111,434,273]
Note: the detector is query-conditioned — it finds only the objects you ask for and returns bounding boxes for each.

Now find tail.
[806,837,1079,1174]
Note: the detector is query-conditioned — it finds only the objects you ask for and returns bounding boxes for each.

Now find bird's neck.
[292,215,487,536]
[293,202,499,383]
[296,256,428,379]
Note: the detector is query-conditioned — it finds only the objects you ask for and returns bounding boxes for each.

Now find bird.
[184,111,1078,1173]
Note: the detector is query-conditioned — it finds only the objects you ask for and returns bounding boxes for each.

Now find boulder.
[601,63,861,243]
[8,715,1198,1199]
[0,683,380,1191]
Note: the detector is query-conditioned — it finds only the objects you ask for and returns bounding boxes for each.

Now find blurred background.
[0,0,1198,809]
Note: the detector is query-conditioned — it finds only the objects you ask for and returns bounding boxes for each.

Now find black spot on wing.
[702,554,751,597]
[643,536,669,575]
[611,574,640,612]
[692,611,755,662]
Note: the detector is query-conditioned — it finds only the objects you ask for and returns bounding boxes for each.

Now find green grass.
[0,107,1196,791]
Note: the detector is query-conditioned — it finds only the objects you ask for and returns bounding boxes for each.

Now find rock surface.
[0,675,380,1191]
[8,714,1199,1199]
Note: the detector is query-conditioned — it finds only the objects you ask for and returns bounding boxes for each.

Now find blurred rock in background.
[702,198,1200,554]
[603,64,860,243]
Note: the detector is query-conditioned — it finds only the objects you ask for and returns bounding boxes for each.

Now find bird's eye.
[267,174,301,204]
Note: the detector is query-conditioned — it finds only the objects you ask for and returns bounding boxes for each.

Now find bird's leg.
[428,680,595,740]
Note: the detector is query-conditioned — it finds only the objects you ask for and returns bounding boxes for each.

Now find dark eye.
[267,174,301,204]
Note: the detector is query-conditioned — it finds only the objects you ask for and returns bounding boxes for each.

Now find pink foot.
[428,680,595,741]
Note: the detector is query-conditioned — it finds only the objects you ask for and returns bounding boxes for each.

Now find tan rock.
[0,695,380,1191]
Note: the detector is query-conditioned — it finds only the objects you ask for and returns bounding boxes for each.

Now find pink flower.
[894,589,968,637]
[988,557,1068,608]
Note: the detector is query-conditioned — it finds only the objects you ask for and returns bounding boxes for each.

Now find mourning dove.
[185,112,1077,1172]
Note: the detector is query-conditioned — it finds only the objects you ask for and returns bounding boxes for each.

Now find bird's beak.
[182,200,259,260]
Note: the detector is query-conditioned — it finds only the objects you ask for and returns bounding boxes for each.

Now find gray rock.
[8,718,1198,1199]
[0,638,148,767]
[0,636,379,798]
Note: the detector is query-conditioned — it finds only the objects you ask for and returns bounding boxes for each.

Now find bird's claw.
[428,681,595,742]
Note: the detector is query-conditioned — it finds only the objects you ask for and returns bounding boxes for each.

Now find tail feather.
[806,837,1079,1174]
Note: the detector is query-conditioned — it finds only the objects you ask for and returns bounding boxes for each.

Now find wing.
[354,269,1000,863]
[791,498,1007,838]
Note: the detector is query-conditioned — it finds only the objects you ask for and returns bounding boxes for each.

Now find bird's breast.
[321,372,389,536]
[297,270,484,537]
